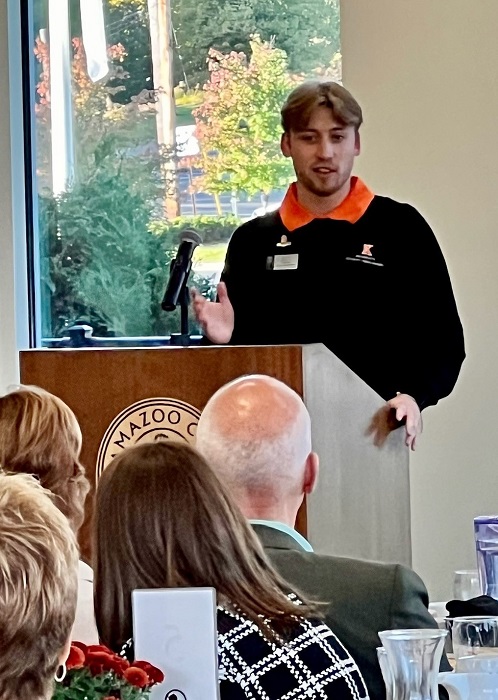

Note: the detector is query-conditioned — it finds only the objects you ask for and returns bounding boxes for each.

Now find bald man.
[196,375,450,700]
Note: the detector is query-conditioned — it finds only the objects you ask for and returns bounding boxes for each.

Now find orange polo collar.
[279,176,375,231]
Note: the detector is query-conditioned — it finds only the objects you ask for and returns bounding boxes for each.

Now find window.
[24,0,341,345]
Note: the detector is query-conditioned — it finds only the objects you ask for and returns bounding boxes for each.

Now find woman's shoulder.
[217,596,368,699]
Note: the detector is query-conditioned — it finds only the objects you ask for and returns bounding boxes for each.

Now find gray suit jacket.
[253,523,450,700]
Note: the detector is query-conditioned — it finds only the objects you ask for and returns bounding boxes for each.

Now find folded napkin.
[446,595,498,617]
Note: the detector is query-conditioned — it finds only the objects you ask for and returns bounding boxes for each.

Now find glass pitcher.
[474,515,498,598]
[378,628,448,700]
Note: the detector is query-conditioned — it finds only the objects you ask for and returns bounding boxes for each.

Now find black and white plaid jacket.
[217,596,369,700]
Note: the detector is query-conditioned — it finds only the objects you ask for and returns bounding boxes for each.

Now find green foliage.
[108,0,147,6]
[105,0,154,104]
[193,37,294,197]
[174,88,203,106]
[172,0,340,86]
[52,667,144,700]
[148,214,239,245]
[40,166,156,337]
[39,164,215,339]
[101,0,339,98]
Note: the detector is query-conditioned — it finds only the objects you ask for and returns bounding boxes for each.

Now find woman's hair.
[0,386,90,532]
[0,472,78,700]
[95,441,319,650]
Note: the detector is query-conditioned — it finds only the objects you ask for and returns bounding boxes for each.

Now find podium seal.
[96,397,201,478]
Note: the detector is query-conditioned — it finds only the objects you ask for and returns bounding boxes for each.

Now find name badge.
[273,253,299,271]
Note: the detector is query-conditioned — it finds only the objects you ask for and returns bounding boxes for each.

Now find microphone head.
[180,228,202,246]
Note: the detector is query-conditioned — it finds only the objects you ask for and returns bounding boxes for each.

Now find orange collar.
[279,177,375,231]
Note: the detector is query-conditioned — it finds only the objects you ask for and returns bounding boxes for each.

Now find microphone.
[161,228,202,311]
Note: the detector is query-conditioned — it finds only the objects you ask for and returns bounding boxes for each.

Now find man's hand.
[387,393,422,451]
[191,282,234,344]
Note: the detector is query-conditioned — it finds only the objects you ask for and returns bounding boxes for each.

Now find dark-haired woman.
[94,441,368,699]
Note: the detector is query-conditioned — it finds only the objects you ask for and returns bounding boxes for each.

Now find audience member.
[0,385,97,643]
[94,441,369,699]
[0,472,78,700]
[195,375,450,700]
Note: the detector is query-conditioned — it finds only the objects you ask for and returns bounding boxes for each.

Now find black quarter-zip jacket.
[221,196,465,410]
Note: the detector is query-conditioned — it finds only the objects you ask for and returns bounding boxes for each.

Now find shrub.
[39,169,217,340]
[148,214,240,246]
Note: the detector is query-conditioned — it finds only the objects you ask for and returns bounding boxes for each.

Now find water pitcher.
[378,628,447,700]
[474,515,498,599]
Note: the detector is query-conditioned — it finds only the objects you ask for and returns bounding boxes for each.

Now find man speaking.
[192,80,465,449]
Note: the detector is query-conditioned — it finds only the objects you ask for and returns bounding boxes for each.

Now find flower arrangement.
[52,642,164,699]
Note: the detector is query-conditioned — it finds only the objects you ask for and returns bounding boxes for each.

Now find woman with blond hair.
[0,472,79,700]
[0,385,98,643]
[95,441,368,699]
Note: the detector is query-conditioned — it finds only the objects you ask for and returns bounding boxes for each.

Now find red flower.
[66,644,86,670]
[85,649,129,677]
[71,641,88,656]
[132,660,165,685]
[86,644,113,654]
[123,666,150,688]
[108,654,130,677]
[86,651,114,665]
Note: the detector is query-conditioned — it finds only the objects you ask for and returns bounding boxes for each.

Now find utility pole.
[147,0,179,219]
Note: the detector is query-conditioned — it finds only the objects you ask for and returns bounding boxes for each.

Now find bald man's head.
[196,376,318,522]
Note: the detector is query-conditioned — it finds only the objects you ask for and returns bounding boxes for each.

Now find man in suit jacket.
[196,374,450,700]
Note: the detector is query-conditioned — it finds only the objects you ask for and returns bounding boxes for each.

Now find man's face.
[281,106,360,199]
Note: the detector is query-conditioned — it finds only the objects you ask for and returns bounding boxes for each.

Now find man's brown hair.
[281,80,363,133]
[0,386,89,532]
[95,441,319,651]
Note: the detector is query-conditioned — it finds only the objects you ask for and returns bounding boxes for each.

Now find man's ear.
[281,132,291,158]
[354,130,361,156]
[303,452,319,495]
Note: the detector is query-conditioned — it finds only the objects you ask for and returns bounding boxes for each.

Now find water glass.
[452,616,498,673]
[376,646,393,700]
[378,628,447,700]
[453,569,481,600]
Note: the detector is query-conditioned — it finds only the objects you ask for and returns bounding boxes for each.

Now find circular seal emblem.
[96,397,201,479]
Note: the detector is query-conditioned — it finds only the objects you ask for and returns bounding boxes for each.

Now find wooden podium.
[20,343,410,566]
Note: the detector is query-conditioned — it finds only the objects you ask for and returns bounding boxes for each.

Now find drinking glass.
[452,616,498,673]
[376,646,393,700]
[453,569,481,600]
[378,628,447,700]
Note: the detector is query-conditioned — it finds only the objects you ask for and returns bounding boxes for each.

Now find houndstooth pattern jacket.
[217,595,369,700]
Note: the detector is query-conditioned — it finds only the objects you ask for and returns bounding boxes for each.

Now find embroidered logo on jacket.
[346,242,384,267]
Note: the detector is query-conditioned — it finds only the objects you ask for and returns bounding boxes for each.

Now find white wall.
[0,0,29,392]
[342,0,498,599]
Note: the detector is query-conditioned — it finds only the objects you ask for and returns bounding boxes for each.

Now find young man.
[192,81,465,449]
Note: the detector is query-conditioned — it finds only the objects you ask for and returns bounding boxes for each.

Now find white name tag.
[273,253,299,271]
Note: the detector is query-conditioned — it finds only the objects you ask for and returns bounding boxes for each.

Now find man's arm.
[396,206,465,411]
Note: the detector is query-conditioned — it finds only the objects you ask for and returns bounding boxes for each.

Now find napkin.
[446,595,498,617]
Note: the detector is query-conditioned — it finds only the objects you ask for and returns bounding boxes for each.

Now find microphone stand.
[167,260,191,347]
